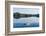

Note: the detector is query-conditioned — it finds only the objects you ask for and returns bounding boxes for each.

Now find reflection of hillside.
[13,12,39,19]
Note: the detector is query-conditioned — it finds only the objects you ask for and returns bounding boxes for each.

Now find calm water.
[13,23,39,28]
[13,17,39,28]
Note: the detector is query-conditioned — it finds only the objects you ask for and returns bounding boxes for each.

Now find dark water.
[13,23,39,28]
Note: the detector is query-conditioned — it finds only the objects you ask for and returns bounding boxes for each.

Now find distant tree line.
[13,12,39,19]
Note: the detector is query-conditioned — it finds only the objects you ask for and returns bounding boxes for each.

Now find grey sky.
[13,8,39,14]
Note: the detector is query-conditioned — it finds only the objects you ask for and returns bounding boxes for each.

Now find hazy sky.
[13,8,39,14]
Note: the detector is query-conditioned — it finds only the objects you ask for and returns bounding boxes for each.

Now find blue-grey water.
[13,17,39,28]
